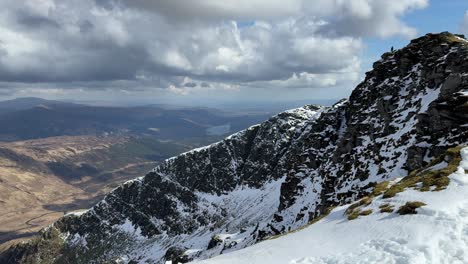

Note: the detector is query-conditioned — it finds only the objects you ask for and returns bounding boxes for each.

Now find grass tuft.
[360,209,373,216]
[379,203,394,213]
[397,201,426,215]
[347,208,373,220]
[371,181,389,196]
[347,210,360,220]
[444,34,468,44]
[345,197,371,215]
[345,197,374,220]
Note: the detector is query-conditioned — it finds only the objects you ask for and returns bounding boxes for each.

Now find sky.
[0,0,466,107]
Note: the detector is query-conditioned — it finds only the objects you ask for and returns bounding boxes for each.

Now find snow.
[196,177,285,230]
[425,161,448,171]
[64,210,88,217]
[68,233,88,249]
[114,218,145,240]
[195,147,468,264]
[273,173,323,230]
[109,177,288,263]
[370,84,442,180]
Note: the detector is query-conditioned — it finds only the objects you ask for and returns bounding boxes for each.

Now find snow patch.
[114,218,145,240]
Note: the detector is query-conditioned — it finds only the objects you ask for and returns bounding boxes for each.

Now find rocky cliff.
[3,32,468,264]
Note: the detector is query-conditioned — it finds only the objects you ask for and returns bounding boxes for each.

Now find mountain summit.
[3,32,468,264]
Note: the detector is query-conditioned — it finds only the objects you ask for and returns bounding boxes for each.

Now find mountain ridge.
[0,100,270,142]
[2,32,468,264]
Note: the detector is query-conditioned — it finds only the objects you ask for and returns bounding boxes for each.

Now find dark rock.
[207,235,223,250]
[164,246,191,264]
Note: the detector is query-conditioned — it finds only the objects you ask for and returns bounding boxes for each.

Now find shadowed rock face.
[3,32,468,264]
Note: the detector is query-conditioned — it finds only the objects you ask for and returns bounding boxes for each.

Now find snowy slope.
[196,147,468,264]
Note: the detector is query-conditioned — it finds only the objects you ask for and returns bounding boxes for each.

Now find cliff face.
[3,32,468,264]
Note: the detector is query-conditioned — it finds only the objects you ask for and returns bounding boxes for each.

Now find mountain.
[196,147,468,264]
[0,100,270,142]
[0,97,77,113]
[2,32,467,263]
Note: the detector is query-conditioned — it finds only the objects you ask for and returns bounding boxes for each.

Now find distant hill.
[0,97,79,113]
[0,98,270,141]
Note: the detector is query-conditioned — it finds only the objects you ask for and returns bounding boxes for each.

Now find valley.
[0,136,164,247]
[0,98,271,249]
[0,135,209,249]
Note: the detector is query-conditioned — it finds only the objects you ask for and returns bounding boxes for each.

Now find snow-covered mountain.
[3,32,468,264]
[196,146,468,264]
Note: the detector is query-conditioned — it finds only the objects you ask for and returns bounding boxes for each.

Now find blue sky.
[363,0,467,72]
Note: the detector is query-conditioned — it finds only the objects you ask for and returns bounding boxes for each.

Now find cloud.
[461,11,468,36]
[115,0,427,38]
[105,0,303,21]
[0,0,428,97]
[317,0,428,38]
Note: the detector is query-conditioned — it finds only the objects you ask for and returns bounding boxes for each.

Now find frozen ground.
[195,147,468,264]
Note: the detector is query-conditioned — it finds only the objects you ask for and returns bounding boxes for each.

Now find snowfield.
[195,147,468,264]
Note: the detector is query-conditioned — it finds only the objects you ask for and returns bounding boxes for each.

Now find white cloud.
[167,77,240,96]
[314,0,428,38]
[0,0,428,97]
[461,11,468,36]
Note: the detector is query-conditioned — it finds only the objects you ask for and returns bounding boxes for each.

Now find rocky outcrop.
[3,32,468,264]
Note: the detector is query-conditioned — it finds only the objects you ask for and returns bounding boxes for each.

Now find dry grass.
[444,34,468,44]
[347,210,361,220]
[347,146,464,219]
[345,196,375,220]
[371,181,389,196]
[397,201,426,215]
[379,204,394,213]
[347,208,373,220]
[360,209,373,216]
[345,196,372,215]
[344,181,390,220]
[383,146,463,198]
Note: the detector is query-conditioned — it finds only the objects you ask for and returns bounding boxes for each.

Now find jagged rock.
[164,246,191,264]
[2,32,468,264]
[207,235,223,250]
